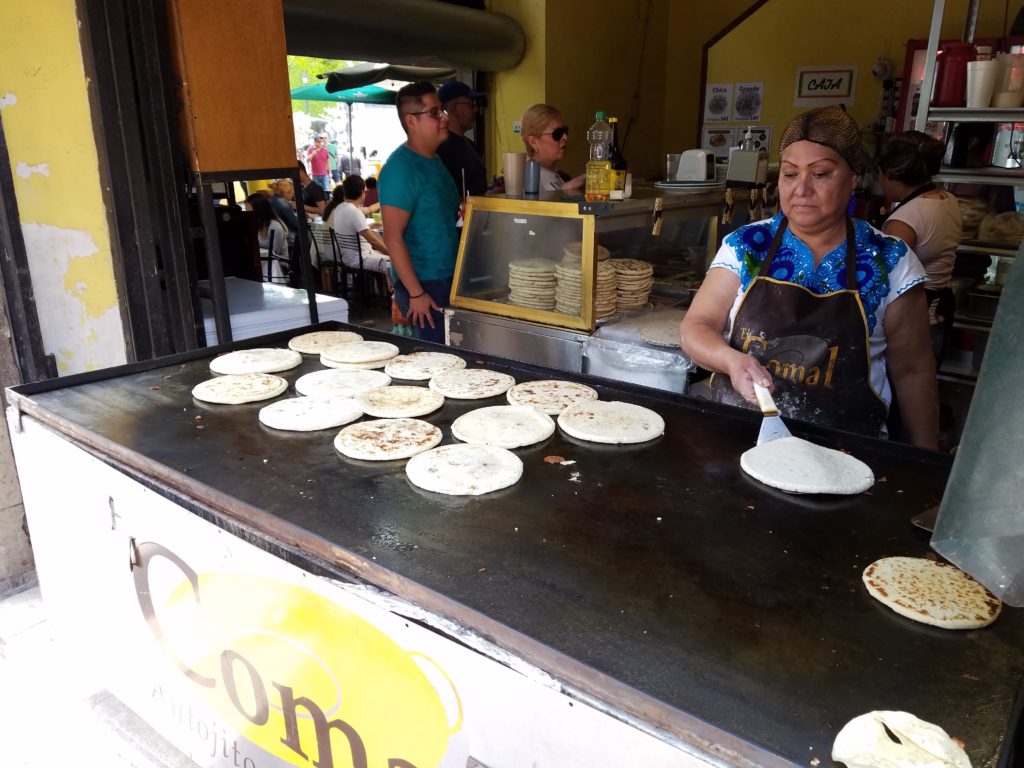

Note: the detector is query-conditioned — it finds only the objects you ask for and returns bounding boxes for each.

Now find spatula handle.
[752,383,778,416]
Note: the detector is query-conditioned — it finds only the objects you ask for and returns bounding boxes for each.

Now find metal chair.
[262,230,291,283]
[328,229,366,302]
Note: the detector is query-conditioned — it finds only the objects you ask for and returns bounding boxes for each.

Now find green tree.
[288,56,352,119]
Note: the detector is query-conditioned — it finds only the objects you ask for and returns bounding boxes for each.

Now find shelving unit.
[917,0,1024,387]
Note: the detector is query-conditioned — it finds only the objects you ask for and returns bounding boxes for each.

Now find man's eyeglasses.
[540,126,569,141]
[407,107,448,121]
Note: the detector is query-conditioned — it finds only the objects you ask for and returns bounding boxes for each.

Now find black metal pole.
[292,173,319,324]
[196,179,232,344]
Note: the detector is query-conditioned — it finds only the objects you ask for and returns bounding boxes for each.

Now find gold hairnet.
[778,106,867,174]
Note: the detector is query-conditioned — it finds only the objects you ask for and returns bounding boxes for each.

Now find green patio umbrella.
[288,82,397,105]
[289,83,397,170]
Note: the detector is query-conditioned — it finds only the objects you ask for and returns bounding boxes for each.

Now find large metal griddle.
[9,322,1023,768]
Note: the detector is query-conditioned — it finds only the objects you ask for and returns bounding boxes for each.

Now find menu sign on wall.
[733,82,764,122]
[704,84,732,123]
[702,127,736,159]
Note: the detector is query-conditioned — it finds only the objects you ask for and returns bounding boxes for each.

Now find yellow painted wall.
[662,0,755,166]
[545,0,672,182]
[705,0,1012,163]
[0,0,126,375]
[487,0,548,178]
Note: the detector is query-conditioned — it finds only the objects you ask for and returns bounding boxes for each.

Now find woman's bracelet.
[409,290,426,300]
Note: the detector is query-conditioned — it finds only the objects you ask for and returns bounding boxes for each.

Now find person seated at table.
[327,175,392,286]
[267,178,299,239]
[245,193,289,276]
[680,106,938,449]
[363,176,379,208]
[520,104,584,191]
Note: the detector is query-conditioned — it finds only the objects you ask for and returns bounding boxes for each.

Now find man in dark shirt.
[297,161,326,218]
[435,80,489,197]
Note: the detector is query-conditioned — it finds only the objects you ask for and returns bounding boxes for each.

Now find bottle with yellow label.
[585,111,612,202]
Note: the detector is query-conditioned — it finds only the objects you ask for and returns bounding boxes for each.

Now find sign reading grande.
[133,543,461,768]
[794,67,857,107]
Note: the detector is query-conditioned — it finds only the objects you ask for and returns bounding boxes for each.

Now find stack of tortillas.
[556,243,616,318]
[321,340,399,370]
[562,242,610,265]
[640,311,685,348]
[862,556,1002,629]
[554,260,584,315]
[610,259,654,311]
[507,258,557,310]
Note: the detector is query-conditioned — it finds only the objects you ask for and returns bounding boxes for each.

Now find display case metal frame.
[449,189,722,335]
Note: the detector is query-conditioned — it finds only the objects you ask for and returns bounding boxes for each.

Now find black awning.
[283,0,525,72]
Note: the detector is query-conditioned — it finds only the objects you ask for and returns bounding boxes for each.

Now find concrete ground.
[0,582,200,768]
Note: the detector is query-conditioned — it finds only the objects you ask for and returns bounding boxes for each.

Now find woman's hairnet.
[778,106,867,174]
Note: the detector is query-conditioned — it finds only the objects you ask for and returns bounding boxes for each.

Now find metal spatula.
[753,383,792,445]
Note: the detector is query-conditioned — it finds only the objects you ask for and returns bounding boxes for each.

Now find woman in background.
[877,130,962,362]
[267,178,299,239]
[520,104,584,191]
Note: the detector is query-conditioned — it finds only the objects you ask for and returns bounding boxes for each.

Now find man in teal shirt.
[380,81,461,344]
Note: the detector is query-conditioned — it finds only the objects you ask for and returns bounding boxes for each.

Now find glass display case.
[450,188,722,333]
[447,187,723,388]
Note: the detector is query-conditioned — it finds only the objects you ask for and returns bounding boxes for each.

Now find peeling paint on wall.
[1,0,127,376]
[21,223,126,374]
[15,162,49,178]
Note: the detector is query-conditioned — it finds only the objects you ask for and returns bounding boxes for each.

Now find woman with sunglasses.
[521,104,584,191]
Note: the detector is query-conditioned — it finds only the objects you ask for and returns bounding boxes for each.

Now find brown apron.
[710,216,888,436]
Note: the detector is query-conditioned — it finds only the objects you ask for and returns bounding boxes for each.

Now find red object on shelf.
[896,37,1003,131]
[933,42,978,107]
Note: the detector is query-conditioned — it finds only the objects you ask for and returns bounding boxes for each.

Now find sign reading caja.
[133,543,461,768]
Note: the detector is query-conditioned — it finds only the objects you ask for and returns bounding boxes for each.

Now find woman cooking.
[520,104,584,191]
[680,106,938,449]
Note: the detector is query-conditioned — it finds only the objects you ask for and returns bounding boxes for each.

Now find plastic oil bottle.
[585,111,612,202]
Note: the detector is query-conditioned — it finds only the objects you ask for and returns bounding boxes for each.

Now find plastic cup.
[503,152,527,196]
[666,153,681,181]
[966,60,1002,108]
[524,159,541,195]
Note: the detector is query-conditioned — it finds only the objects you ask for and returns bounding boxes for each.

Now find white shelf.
[927,107,1024,123]
[935,167,1024,186]
[957,240,1019,257]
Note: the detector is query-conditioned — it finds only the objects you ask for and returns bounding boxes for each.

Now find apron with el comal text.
[710,216,888,437]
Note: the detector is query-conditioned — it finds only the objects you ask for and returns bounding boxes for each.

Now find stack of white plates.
[653,180,725,191]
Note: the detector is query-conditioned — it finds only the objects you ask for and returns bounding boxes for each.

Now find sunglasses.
[540,125,570,141]
[407,107,448,121]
